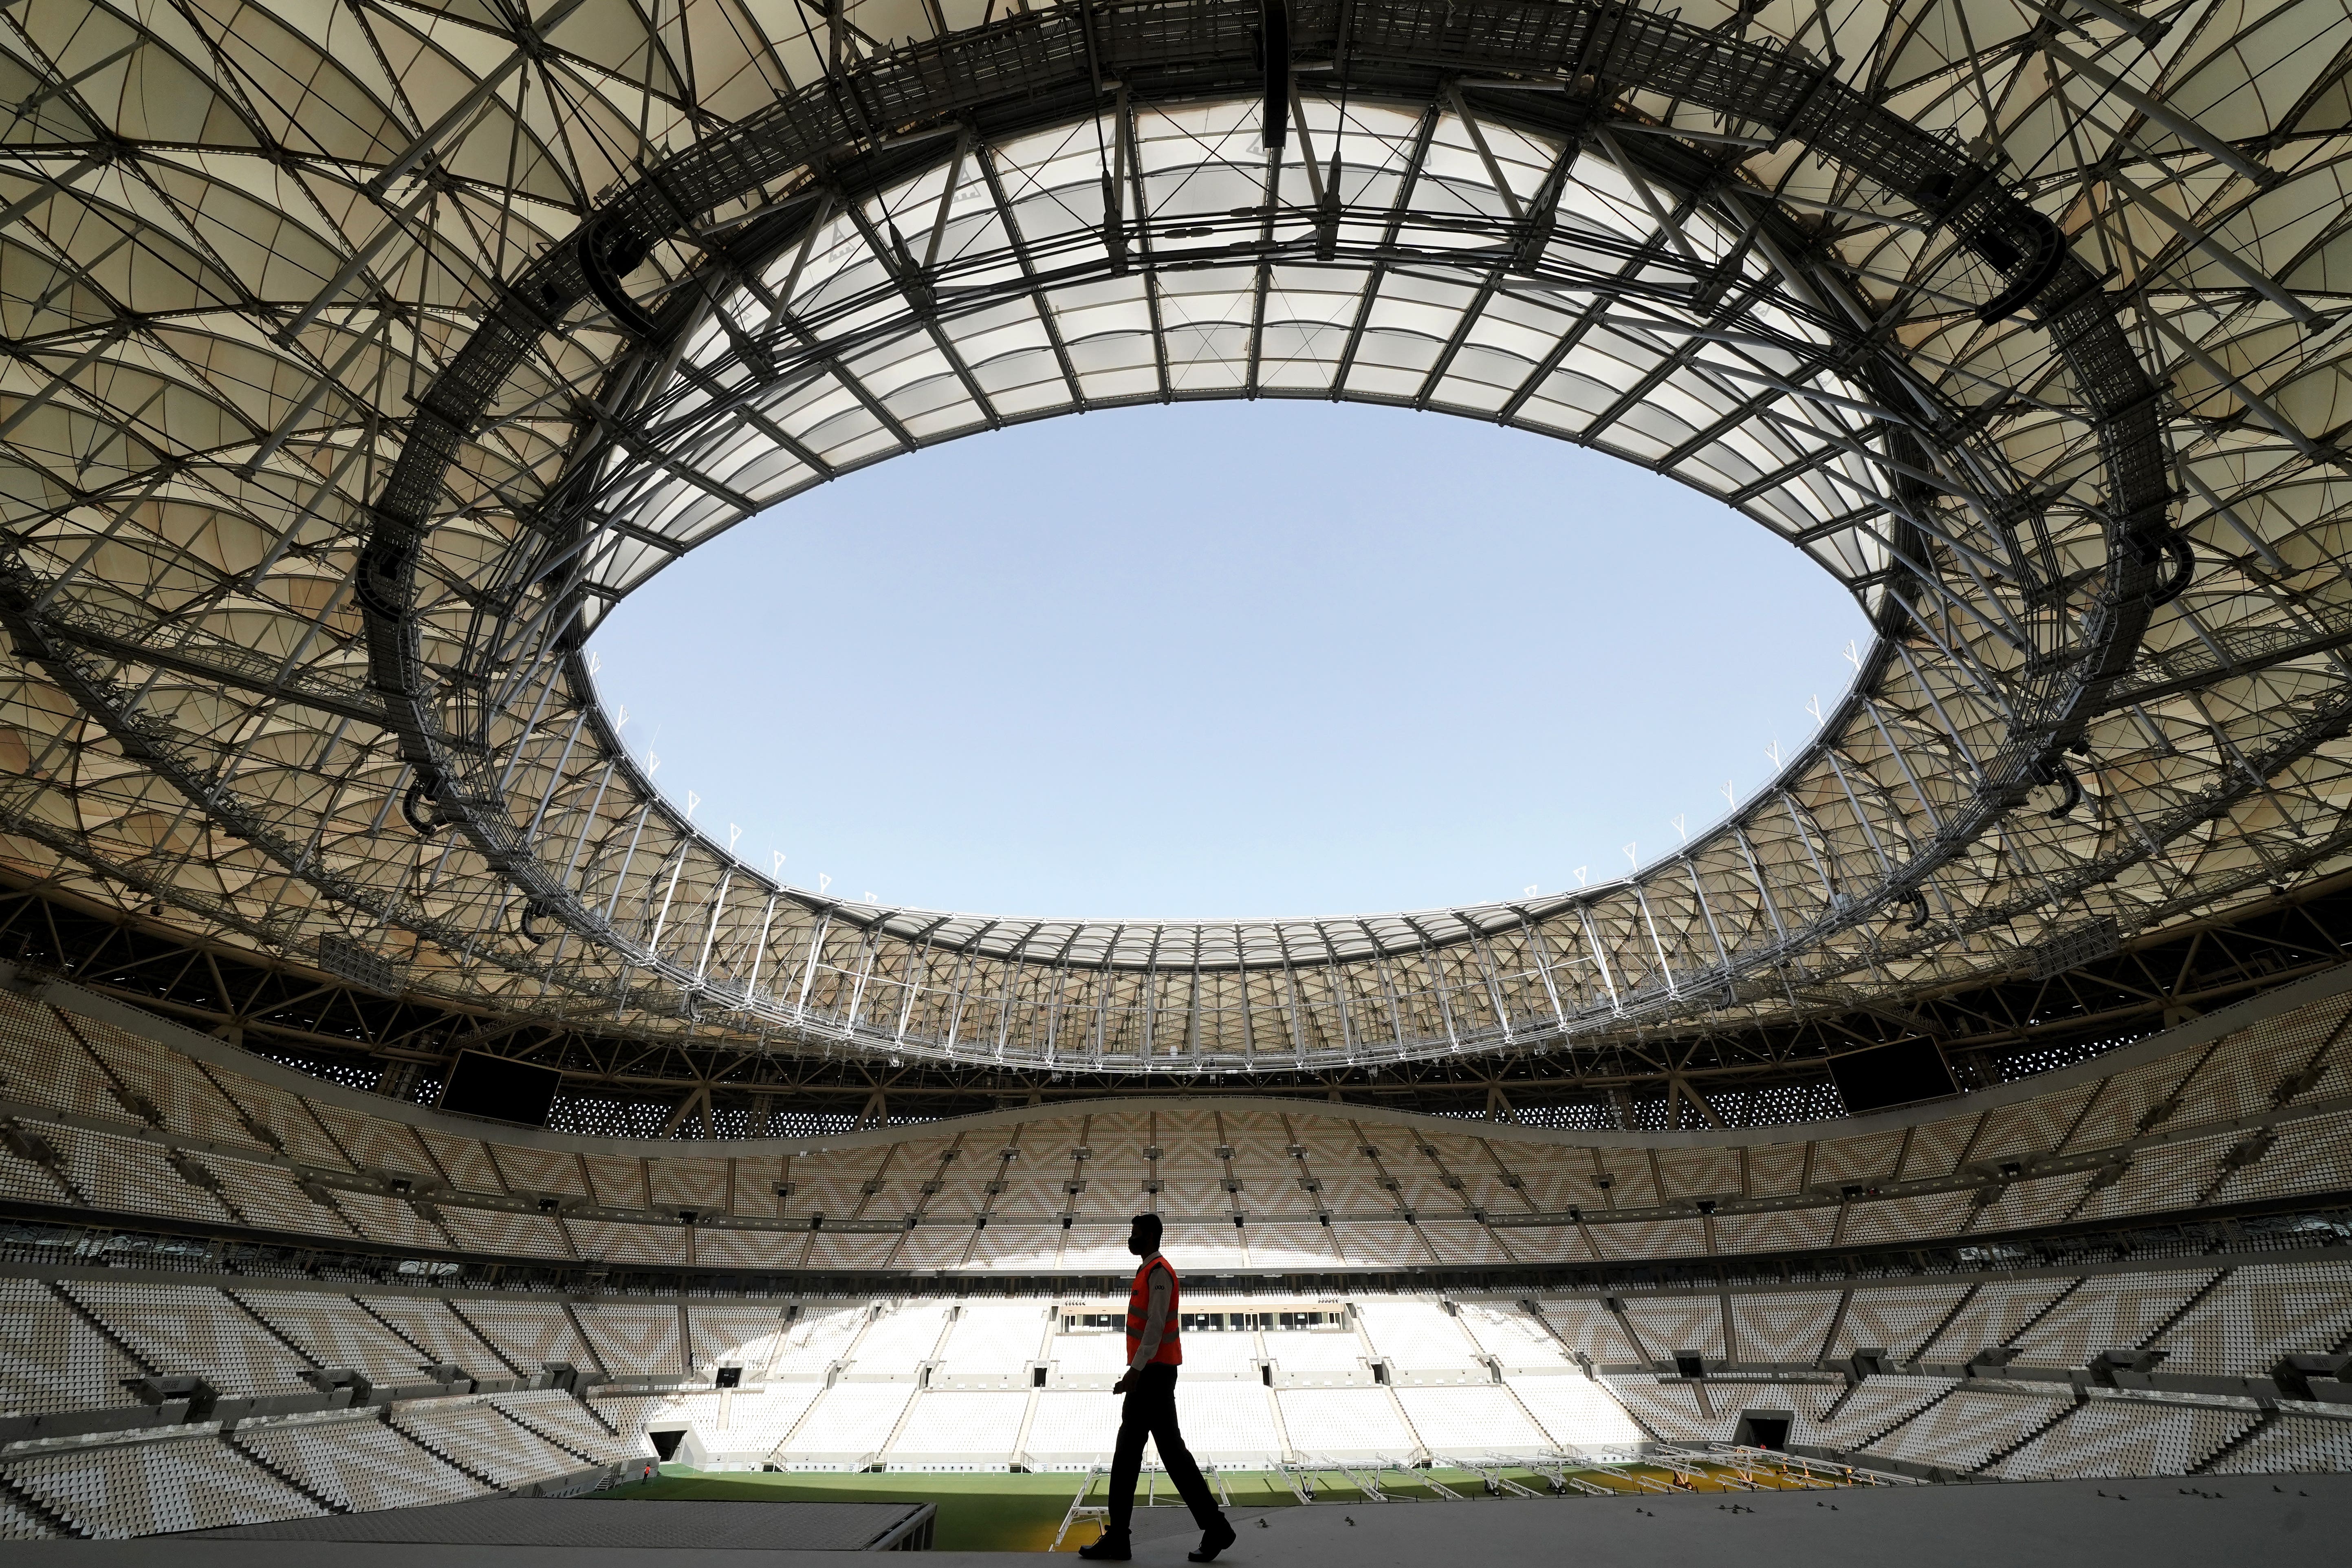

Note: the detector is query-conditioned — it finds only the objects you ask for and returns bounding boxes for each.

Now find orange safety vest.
[1125,1254,1183,1367]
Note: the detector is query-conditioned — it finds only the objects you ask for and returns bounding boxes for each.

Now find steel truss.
[6,865,2352,1130]
[0,1,2350,1092]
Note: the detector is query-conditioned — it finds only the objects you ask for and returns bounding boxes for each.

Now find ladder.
[1050,1467,1108,1551]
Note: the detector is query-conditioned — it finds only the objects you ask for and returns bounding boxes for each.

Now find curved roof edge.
[22,955,2350,1163]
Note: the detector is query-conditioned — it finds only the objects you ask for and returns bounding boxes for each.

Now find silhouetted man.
[1079,1213,1236,1563]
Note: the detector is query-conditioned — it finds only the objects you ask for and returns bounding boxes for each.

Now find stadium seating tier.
[0,977,2345,1531]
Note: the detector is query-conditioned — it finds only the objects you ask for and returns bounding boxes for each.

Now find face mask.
[1127,1232,1148,1255]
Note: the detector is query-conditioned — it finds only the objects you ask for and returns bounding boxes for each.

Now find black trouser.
[1108,1361,1224,1538]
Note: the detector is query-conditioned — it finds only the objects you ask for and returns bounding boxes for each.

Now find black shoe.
[1189,1520,1239,1563]
[1079,1535,1131,1561]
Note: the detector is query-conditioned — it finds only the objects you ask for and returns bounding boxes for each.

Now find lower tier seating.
[1,1262,2345,1536]
[231,1412,488,1511]
[0,1487,56,1541]
[2207,1414,2352,1475]
[389,1397,597,1487]
[1,1434,317,1538]
[491,1390,628,1461]
[1992,1400,2260,1480]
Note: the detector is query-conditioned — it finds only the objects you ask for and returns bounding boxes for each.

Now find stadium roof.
[4,0,2352,1091]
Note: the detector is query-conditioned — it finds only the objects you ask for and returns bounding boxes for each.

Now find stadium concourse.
[11,0,2352,1554]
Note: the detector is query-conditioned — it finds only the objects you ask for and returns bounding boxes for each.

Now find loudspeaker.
[438,1049,562,1127]
[1260,0,1288,151]
[1828,1039,1957,1114]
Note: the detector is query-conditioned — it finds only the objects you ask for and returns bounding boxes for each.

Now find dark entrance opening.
[1735,1411,1794,1450]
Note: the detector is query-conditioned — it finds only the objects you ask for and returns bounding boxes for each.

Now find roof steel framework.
[2,0,2352,1093]
[9,864,2352,1132]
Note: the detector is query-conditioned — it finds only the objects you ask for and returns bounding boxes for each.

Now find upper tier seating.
[0,1278,147,1417]
[1046,1326,1131,1380]
[1831,1285,1973,1361]
[1729,1294,1840,1364]
[357,1296,509,1374]
[2005,1274,2215,1369]
[2150,1263,2352,1378]
[1617,1296,1724,1363]
[574,1304,685,1377]
[233,1290,440,1381]
[457,1299,594,1375]
[689,1305,791,1376]
[59,1283,318,1394]
[2,976,2349,1275]
[768,1306,869,1375]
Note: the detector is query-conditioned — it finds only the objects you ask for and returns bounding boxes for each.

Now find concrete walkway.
[16,1473,2348,1567]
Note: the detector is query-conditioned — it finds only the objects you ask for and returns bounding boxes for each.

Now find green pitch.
[593,1466,1308,1551]
[590,1462,1716,1550]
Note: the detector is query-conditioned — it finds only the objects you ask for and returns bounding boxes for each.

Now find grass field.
[592,1469,1116,1551]
[593,1458,1835,1550]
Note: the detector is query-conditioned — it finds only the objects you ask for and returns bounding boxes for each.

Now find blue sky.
[587,399,1868,919]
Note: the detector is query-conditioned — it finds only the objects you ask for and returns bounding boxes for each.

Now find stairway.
[1969,1396,2083,1476]
[0,1468,86,1538]
[224,1430,349,1513]
[387,1411,507,1491]
[1849,1383,1956,1454]
[2187,1408,2276,1476]
[492,1400,606,1466]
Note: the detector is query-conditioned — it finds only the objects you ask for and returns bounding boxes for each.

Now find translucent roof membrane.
[0,0,2349,1090]
[575,98,1885,616]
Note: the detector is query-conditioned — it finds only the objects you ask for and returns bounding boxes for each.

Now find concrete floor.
[1116,1474,2351,1568]
[16,1473,2348,1567]
[189,1496,932,1549]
